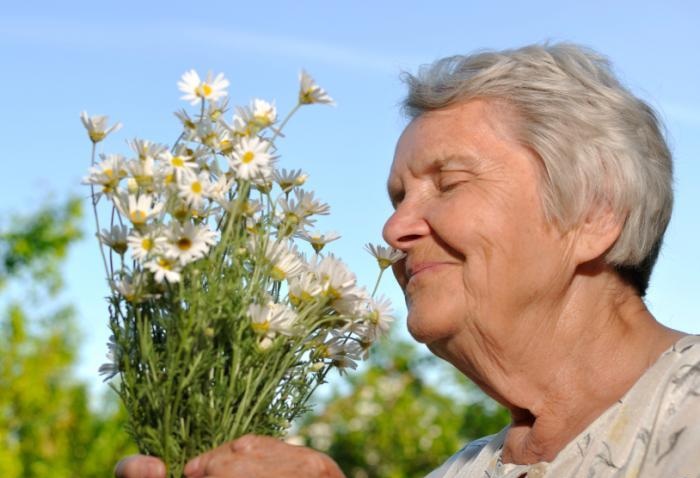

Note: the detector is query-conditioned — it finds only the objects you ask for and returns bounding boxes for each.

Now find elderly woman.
[118,43,699,478]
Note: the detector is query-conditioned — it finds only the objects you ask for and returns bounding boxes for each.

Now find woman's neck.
[433,270,684,465]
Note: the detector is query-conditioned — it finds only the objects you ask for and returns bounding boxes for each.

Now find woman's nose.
[382,200,430,251]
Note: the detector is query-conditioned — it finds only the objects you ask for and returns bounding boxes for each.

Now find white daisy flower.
[310,254,357,302]
[248,302,297,337]
[178,69,229,105]
[174,108,198,132]
[296,230,340,253]
[273,168,308,193]
[82,153,127,196]
[275,194,317,235]
[195,121,233,154]
[115,193,164,226]
[224,111,254,138]
[207,174,235,209]
[206,97,230,122]
[127,156,156,192]
[362,295,394,340]
[298,70,334,105]
[288,272,324,306]
[319,333,363,373]
[144,256,182,283]
[98,224,129,255]
[158,150,198,181]
[112,272,149,303]
[164,221,218,266]
[128,138,168,162]
[127,226,166,263]
[294,189,330,216]
[364,243,406,270]
[332,285,370,317]
[228,136,275,181]
[178,171,212,209]
[80,111,122,143]
[98,335,120,381]
[261,240,305,281]
[250,98,277,127]
[188,145,217,172]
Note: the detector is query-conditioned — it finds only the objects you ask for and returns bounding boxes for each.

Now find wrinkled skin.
[114,435,345,478]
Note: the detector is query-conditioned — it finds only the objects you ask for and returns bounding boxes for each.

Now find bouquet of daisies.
[81,69,404,477]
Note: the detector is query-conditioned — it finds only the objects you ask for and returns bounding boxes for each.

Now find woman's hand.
[114,435,345,478]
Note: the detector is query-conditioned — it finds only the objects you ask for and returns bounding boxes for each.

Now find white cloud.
[0,16,420,74]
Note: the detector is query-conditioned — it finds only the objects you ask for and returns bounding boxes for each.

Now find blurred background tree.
[296,338,510,478]
[0,197,136,478]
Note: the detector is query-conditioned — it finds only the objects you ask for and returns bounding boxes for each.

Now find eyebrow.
[435,153,481,170]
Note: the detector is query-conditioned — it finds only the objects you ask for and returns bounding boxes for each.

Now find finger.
[114,455,167,478]
[229,434,280,453]
[184,442,235,478]
[185,435,274,477]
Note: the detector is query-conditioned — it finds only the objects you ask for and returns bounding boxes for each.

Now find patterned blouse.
[427,335,700,478]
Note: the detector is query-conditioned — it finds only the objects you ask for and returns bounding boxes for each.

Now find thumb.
[114,455,167,478]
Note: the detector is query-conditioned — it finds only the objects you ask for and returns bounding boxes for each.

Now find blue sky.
[1,1,698,397]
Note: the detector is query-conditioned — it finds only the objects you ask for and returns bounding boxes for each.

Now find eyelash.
[438,176,466,193]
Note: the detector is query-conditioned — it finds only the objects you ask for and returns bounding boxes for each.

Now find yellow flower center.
[324,286,341,301]
[177,238,192,251]
[251,321,269,334]
[89,131,106,143]
[130,210,147,224]
[174,206,189,221]
[270,266,286,281]
[191,181,202,194]
[196,83,213,98]
[141,237,153,251]
[219,140,233,155]
[254,114,272,126]
[367,310,379,325]
[378,258,392,270]
[103,168,114,178]
[134,174,153,188]
[300,89,314,104]
[202,132,218,147]
[242,151,255,164]
[171,156,185,168]
[157,257,173,269]
[113,241,128,255]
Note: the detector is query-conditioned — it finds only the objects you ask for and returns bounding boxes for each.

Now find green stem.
[270,103,301,143]
[89,142,112,282]
[370,268,385,298]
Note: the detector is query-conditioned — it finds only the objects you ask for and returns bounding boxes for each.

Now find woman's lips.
[407,262,453,282]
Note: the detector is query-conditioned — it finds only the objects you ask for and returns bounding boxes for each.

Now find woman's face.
[383,100,576,350]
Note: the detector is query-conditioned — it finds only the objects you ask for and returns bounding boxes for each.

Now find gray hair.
[401,43,673,295]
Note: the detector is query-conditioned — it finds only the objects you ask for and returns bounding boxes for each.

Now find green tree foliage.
[0,198,136,478]
[0,197,82,293]
[297,338,510,478]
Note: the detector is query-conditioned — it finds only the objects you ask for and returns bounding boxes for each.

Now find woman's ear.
[572,205,625,265]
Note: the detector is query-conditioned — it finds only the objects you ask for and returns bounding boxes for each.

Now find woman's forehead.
[391,100,520,172]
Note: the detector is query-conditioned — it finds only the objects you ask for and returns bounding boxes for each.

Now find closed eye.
[437,171,472,192]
